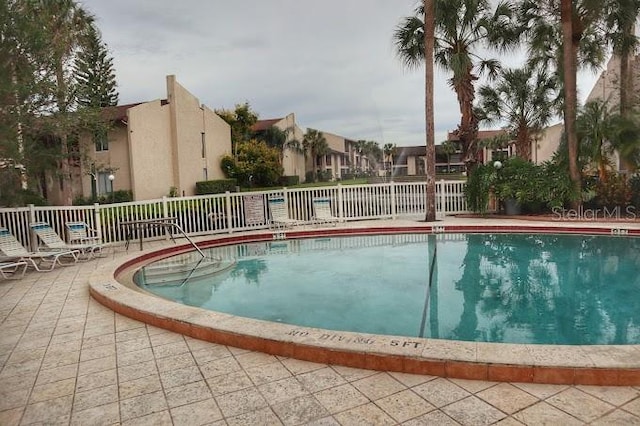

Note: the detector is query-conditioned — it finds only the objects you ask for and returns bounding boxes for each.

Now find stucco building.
[70,75,231,202]
[252,114,306,182]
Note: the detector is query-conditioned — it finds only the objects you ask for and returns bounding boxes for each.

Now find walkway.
[2,219,640,425]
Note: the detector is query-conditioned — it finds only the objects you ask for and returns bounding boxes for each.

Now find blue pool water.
[134,233,640,345]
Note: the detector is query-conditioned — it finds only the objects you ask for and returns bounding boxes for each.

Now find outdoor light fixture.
[493,160,502,169]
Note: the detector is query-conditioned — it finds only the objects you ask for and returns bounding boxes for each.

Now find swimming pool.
[133,232,640,345]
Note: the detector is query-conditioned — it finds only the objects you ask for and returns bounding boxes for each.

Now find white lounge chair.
[66,221,101,245]
[0,227,78,271]
[268,196,304,229]
[30,222,101,260]
[0,260,28,279]
[312,197,340,226]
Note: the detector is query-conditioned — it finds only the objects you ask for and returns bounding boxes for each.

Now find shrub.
[195,179,237,195]
[594,174,631,208]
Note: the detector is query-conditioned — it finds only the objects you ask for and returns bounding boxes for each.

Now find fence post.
[225,191,233,233]
[94,203,103,242]
[439,179,446,218]
[390,181,397,219]
[337,184,344,221]
[27,204,36,251]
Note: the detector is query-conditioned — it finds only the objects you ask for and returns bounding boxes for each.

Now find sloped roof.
[100,102,145,122]
[252,118,283,132]
[447,129,507,141]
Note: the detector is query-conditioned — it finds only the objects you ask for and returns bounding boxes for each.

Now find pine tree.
[74,24,118,108]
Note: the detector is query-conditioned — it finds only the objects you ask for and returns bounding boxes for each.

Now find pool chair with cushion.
[268,196,305,229]
[0,260,28,279]
[0,227,79,271]
[312,197,340,226]
[30,222,102,260]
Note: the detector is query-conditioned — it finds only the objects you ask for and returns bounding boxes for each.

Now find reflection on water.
[134,233,640,345]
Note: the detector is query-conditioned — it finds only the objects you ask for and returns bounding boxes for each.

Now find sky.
[81,0,602,147]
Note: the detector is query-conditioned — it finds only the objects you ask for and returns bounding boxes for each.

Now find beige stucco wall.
[127,100,173,200]
[75,76,231,202]
[276,113,306,181]
[167,76,231,197]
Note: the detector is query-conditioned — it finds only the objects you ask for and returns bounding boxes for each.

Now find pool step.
[140,258,236,286]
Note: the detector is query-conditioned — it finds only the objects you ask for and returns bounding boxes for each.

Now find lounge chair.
[312,197,340,226]
[0,260,28,279]
[268,196,304,229]
[66,221,101,245]
[30,222,102,260]
[0,227,78,271]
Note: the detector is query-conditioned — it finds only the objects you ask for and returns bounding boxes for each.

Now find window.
[325,155,332,166]
[201,133,206,158]
[94,130,108,151]
[97,172,112,196]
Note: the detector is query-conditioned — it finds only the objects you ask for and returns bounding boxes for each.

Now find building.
[70,75,231,202]
[251,114,306,182]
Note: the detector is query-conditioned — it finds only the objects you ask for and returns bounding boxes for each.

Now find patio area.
[2,218,640,425]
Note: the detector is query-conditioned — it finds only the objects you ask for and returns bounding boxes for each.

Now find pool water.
[134,233,640,345]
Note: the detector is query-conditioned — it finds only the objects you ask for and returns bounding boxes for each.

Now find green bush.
[195,179,237,195]
[305,171,315,183]
[594,174,631,208]
[465,158,578,214]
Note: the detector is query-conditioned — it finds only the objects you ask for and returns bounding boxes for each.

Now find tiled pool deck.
[3,217,640,425]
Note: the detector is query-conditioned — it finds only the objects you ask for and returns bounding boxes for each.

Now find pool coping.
[89,221,640,386]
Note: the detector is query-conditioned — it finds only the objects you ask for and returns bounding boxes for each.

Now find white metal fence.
[0,180,468,250]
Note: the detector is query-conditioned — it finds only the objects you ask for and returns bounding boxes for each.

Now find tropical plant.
[394,0,519,171]
[383,143,396,175]
[302,128,329,182]
[477,66,557,161]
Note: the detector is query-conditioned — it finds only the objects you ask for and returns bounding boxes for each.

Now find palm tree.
[424,0,436,222]
[394,0,518,171]
[605,0,640,117]
[383,143,396,176]
[577,100,640,178]
[440,140,458,172]
[561,0,581,206]
[302,128,329,182]
[518,0,607,206]
[477,66,557,161]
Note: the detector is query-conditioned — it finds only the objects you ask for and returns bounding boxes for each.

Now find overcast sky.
[81,0,602,147]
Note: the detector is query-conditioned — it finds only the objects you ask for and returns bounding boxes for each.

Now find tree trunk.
[561,0,581,208]
[455,72,480,173]
[424,0,436,222]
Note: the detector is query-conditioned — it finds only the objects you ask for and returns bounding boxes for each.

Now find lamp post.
[108,174,115,203]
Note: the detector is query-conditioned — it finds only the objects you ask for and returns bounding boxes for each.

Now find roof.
[100,102,146,122]
[447,129,507,141]
[252,118,283,132]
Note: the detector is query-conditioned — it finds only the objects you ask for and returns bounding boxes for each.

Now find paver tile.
[271,394,329,426]
[375,389,435,423]
[546,387,615,423]
[476,383,539,414]
[333,402,396,426]
[413,377,471,408]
